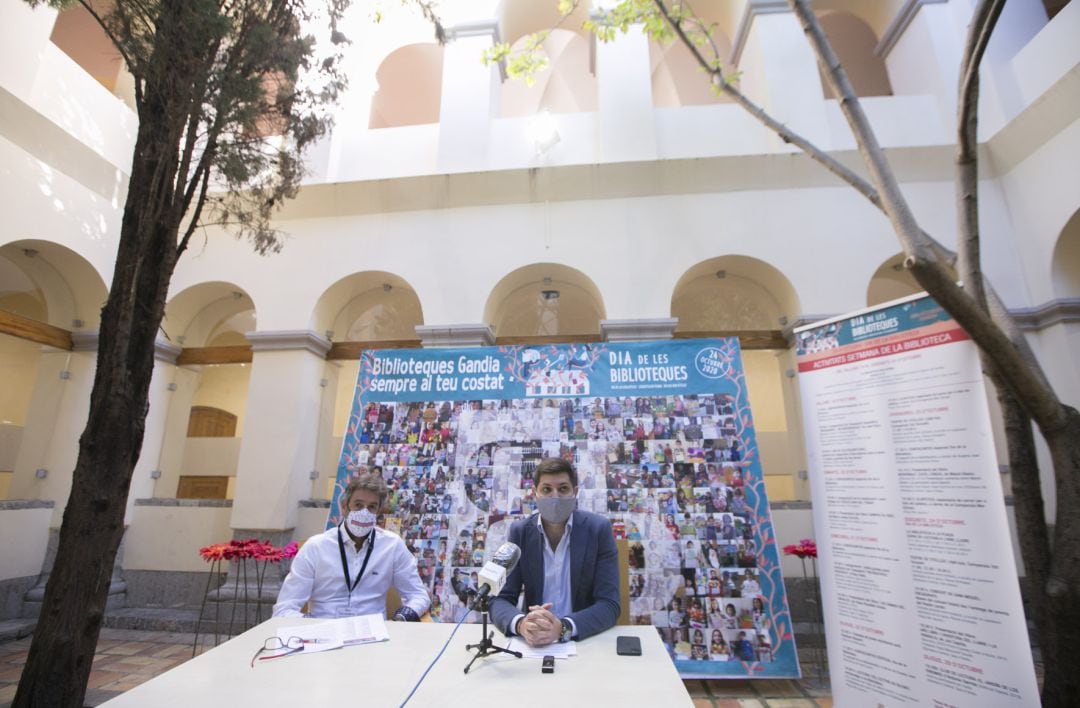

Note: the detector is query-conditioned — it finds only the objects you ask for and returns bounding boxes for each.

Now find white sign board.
[795,294,1039,707]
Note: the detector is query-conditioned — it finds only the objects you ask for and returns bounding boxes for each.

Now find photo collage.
[339,392,780,667]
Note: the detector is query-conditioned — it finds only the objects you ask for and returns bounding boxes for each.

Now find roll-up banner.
[795,294,1039,706]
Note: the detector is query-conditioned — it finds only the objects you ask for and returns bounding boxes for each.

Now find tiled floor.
[0,627,834,707]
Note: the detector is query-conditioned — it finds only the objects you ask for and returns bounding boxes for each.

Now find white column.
[733,0,829,148]
[230,331,331,532]
[9,335,97,526]
[980,0,1049,128]
[594,20,657,162]
[436,20,501,172]
[125,340,184,519]
[322,62,378,183]
[150,364,199,502]
[879,0,966,133]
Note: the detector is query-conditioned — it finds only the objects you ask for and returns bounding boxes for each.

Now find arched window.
[817,11,893,98]
[485,263,605,338]
[369,43,444,128]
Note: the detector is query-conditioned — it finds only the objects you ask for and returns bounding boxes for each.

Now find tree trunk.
[1039,407,1080,706]
[13,116,183,708]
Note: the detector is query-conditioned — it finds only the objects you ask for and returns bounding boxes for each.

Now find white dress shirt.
[511,514,577,637]
[272,525,430,619]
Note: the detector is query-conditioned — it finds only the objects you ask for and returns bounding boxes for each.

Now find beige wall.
[123,505,234,573]
[190,364,251,435]
[0,336,40,427]
[0,507,51,580]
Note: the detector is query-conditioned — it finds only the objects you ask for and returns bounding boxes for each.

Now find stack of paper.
[276,614,390,655]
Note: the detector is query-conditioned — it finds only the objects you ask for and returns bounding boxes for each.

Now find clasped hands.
[516,603,563,647]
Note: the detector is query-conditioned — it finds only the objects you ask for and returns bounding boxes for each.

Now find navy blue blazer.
[490,510,620,641]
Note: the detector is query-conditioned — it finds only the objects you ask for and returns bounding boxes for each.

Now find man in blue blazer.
[490,457,620,646]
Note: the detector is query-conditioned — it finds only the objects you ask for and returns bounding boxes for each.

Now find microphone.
[473,542,521,604]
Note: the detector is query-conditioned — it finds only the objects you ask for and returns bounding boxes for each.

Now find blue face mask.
[536,496,576,525]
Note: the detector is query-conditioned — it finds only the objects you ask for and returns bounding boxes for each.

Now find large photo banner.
[795,294,1039,706]
[330,338,799,678]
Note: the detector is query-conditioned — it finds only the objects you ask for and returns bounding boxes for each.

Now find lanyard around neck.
[337,526,376,593]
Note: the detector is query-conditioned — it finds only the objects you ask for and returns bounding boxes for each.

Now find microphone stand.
[463,592,522,673]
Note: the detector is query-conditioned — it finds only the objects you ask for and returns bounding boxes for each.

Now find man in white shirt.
[273,472,430,620]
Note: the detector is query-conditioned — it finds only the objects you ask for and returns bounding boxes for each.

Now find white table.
[101,619,693,707]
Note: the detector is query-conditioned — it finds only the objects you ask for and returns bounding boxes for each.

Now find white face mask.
[345,509,376,538]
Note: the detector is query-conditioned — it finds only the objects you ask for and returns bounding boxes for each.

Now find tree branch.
[956,0,1006,311]
[650,0,883,209]
[178,158,213,255]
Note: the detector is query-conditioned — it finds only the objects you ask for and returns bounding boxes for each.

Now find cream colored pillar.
[879,0,966,132]
[230,331,331,533]
[150,363,199,502]
[125,340,185,518]
[436,18,501,172]
[732,0,829,148]
[9,334,97,526]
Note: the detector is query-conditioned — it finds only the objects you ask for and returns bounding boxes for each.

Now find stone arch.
[369,43,444,128]
[499,28,597,117]
[670,255,802,501]
[163,282,256,348]
[162,282,256,457]
[484,263,606,338]
[670,255,799,332]
[0,239,108,330]
[498,0,593,50]
[816,11,893,98]
[649,0,733,108]
[1051,208,1080,299]
[0,241,108,477]
[867,253,921,306]
[312,271,424,342]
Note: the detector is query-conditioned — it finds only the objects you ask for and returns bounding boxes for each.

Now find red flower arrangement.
[194,538,299,654]
[199,539,299,564]
[782,537,827,683]
[782,538,817,559]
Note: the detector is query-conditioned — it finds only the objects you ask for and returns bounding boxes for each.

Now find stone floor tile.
[684,679,710,697]
[108,655,160,668]
[99,677,149,692]
[114,657,182,675]
[714,701,746,708]
[151,643,193,658]
[814,698,833,707]
[765,700,818,708]
[706,680,757,697]
[736,700,765,708]
[693,699,714,708]
[752,679,806,697]
[101,641,156,656]
[85,670,128,690]
[0,667,22,683]
[0,682,19,702]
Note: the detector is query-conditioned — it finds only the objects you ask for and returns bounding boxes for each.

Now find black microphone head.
[491,542,521,571]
